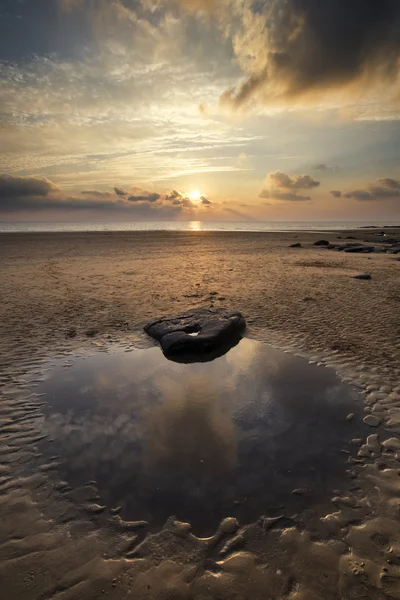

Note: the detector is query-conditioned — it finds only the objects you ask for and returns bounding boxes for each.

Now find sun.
[188,189,201,203]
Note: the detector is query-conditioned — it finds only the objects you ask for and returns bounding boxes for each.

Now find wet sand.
[1,229,400,599]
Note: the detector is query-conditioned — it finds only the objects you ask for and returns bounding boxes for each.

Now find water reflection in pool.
[34,338,366,535]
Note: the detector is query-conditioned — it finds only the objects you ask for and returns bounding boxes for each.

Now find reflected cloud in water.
[34,338,367,535]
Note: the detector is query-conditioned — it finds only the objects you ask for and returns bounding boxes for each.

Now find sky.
[1,0,400,222]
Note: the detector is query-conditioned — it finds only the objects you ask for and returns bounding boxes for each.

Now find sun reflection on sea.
[188,221,203,231]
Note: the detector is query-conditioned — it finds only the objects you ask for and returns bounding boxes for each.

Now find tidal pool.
[33,338,367,535]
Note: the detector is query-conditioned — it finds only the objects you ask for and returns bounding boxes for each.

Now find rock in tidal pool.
[144,307,246,357]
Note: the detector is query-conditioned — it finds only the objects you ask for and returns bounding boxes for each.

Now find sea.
[1,221,400,233]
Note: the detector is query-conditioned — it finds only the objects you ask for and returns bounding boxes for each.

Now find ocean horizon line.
[1,220,400,234]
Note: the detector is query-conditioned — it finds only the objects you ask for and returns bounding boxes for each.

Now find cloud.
[164,189,196,207]
[177,0,219,12]
[0,174,60,198]
[259,189,311,202]
[0,175,214,217]
[344,178,400,201]
[114,187,128,197]
[267,171,320,190]
[81,189,115,199]
[259,170,320,202]
[236,152,251,169]
[330,190,342,198]
[127,192,161,203]
[314,164,330,171]
[165,189,183,201]
[218,0,400,108]
[376,178,400,190]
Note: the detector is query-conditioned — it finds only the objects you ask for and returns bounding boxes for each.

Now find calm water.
[31,339,367,535]
[2,220,399,233]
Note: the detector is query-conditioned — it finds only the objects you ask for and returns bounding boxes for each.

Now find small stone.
[85,503,106,514]
[352,273,372,280]
[363,415,381,427]
[350,438,363,446]
[219,517,239,534]
[292,488,309,495]
[346,413,355,421]
[110,506,122,515]
[383,438,400,452]
[290,243,302,248]
[313,240,330,246]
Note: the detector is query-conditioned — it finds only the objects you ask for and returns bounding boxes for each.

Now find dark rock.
[345,236,357,239]
[289,242,302,248]
[352,273,372,280]
[144,307,246,358]
[313,240,330,246]
[344,246,375,253]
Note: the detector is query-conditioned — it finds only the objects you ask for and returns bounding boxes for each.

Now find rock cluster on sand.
[318,240,400,254]
[144,307,246,356]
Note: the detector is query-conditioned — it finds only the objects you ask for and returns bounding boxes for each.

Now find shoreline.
[1,223,400,235]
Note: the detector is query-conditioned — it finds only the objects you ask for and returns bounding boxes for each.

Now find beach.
[1,229,399,373]
[1,229,400,599]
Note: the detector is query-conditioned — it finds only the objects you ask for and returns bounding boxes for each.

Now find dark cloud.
[259,170,319,201]
[127,192,161,203]
[377,178,400,190]
[114,186,128,197]
[267,171,320,190]
[165,189,183,201]
[220,0,400,108]
[0,174,60,198]
[344,178,400,201]
[330,190,342,198]
[165,189,194,207]
[0,175,215,217]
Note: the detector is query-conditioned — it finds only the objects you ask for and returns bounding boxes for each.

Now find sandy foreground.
[0,229,400,599]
